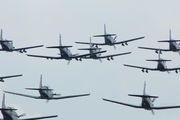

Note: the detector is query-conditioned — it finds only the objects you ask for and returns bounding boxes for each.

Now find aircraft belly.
[40,91,49,99]
[142,100,151,110]
[2,111,13,120]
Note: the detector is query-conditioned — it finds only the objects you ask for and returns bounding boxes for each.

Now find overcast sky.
[1,0,180,120]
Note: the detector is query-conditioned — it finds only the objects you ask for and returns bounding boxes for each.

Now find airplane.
[0,29,43,53]
[77,37,131,62]
[4,75,90,102]
[0,74,22,82]
[75,24,145,49]
[103,82,180,115]
[0,93,58,120]
[123,49,180,73]
[138,29,180,54]
[27,34,104,64]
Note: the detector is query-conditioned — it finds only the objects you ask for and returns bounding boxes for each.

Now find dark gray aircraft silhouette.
[27,34,103,64]
[76,24,144,49]
[124,49,180,73]
[0,74,22,82]
[0,93,58,120]
[77,37,131,62]
[139,30,180,54]
[103,82,180,115]
[4,75,90,102]
[0,29,43,53]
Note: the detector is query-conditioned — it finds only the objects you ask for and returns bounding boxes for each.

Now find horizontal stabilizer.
[128,94,158,98]
[46,46,72,48]
[93,34,116,37]
[25,88,53,90]
[146,59,171,62]
[158,40,180,42]
[78,48,102,50]
[0,108,17,110]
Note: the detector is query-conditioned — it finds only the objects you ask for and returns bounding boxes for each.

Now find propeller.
[53,93,61,96]
[67,60,70,65]
[113,45,116,49]
[114,35,117,41]
[46,99,49,103]
[152,98,156,103]
[151,109,155,115]
[99,59,102,62]
[17,113,26,118]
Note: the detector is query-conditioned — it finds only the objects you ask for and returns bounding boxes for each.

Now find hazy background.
[0,0,180,120]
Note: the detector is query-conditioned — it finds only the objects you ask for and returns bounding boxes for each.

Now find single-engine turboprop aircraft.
[4,75,90,102]
[139,30,180,54]
[27,34,103,64]
[75,24,144,49]
[0,29,43,53]
[0,74,22,82]
[103,82,180,115]
[0,93,58,120]
[77,37,131,62]
[124,49,180,73]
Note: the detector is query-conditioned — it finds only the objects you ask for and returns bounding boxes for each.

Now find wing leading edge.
[52,93,90,100]
[19,115,58,120]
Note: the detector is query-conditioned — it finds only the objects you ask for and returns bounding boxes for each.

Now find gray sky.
[1,0,180,120]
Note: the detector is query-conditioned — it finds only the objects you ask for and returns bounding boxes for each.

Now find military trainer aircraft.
[27,34,103,64]
[4,75,90,102]
[0,93,58,120]
[0,29,43,53]
[77,37,131,62]
[139,30,180,54]
[103,82,180,115]
[0,74,22,82]
[124,49,180,73]
[75,24,144,49]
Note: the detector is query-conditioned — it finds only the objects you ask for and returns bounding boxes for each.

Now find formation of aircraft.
[124,49,180,73]
[77,37,131,62]
[27,34,104,64]
[0,74,22,82]
[139,30,180,54]
[103,82,180,114]
[4,75,90,102]
[76,24,145,49]
[0,93,58,120]
[0,29,43,53]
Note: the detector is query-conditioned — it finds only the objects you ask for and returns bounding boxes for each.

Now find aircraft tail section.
[2,93,5,108]
[59,34,62,46]
[169,29,171,40]
[143,81,146,95]
[0,29,2,41]
[39,74,43,88]
[104,24,106,35]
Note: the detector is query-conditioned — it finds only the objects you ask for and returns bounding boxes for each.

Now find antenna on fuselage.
[39,75,43,88]
[104,24,106,35]
[59,34,62,46]
[0,29,3,40]
[143,81,146,95]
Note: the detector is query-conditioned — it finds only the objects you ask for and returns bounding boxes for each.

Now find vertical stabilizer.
[59,34,62,46]
[39,75,43,88]
[158,48,160,59]
[0,29,3,40]
[2,93,5,108]
[104,24,106,35]
[90,37,92,48]
[143,81,146,95]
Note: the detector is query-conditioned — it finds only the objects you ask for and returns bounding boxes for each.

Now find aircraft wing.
[103,98,143,108]
[19,115,58,120]
[75,41,106,46]
[97,52,131,59]
[165,67,180,71]
[13,45,44,51]
[3,91,41,99]
[138,46,170,51]
[124,64,158,71]
[152,106,180,110]
[51,93,90,100]
[0,74,22,82]
[27,54,63,60]
[114,36,145,45]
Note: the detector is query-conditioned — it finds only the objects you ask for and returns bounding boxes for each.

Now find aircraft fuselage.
[157,61,167,71]
[39,86,53,99]
[141,97,153,110]
[104,36,115,45]
[89,47,101,59]
[60,48,73,60]
[169,42,180,52]
[1,107,18,120]
[0,41,15,51]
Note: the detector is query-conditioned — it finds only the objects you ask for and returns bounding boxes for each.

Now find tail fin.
[59,34,62,46]
[39,75,43,88]
[0,29,3,40]
[2,93,5,108]
[158,48,161,60]
[143,81,146,95]
[104,24,106,35]
[90,37,92,48]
